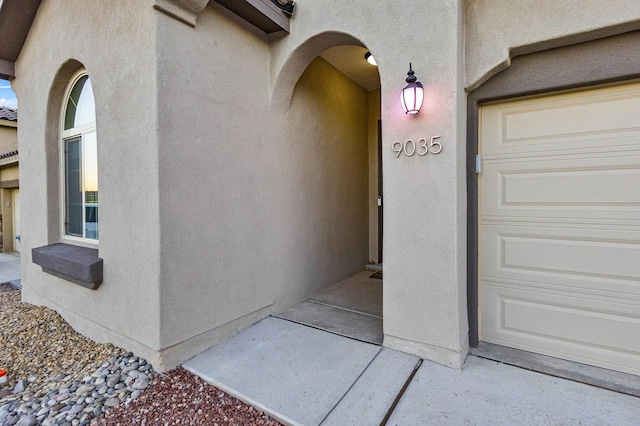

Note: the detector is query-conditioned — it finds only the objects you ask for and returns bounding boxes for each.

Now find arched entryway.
[271,41,384,344]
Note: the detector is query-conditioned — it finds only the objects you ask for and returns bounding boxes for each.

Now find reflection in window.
[62,73,98,240]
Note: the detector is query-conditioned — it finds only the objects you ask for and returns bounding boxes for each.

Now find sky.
[0,79,18,109]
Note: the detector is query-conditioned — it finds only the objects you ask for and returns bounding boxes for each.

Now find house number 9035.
[392,136,442,157]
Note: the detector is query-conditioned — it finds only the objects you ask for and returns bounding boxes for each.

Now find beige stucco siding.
[465,0,640,89]
[0,124,17,153]
[280,55,369,301]
[155,4,274,358]
[0,164,18,182]
[12,0,163,364]
[155,3,370,365]
[269,0,469,366]
[13,0,640,372]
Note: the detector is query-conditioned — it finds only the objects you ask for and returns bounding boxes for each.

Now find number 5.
[430,136,442,154]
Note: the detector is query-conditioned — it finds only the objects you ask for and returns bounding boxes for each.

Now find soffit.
[0,0,42,63]
[214,0,290,34]
[321,45,381,92]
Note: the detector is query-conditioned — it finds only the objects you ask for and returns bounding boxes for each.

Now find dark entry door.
[377,120,383,264]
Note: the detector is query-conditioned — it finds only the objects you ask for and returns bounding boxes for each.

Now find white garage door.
[479,81,640,375]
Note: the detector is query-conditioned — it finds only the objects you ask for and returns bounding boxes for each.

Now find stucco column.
[382,0,468,368]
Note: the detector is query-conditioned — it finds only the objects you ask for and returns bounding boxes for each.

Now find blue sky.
[0,79,17,109]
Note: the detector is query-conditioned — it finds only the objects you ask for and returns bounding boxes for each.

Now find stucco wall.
[269,0,469,367]
[11,0,164,364]
[0,123,17,153]
[154,5,274,364]
[465,0,640,89]
[154,4,369,367]
[12,0,470,371]
[281,55,369,297]
[0,164,18,182]
[11,0,640,374]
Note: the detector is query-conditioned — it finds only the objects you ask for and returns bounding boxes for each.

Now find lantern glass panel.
[401,84,424,114]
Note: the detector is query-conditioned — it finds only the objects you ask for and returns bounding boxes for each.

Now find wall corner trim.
[153,0,209,27]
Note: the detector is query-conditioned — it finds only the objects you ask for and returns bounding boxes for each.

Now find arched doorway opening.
[272,43,383,345]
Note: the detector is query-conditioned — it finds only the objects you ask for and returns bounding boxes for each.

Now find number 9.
[392,141,402,158]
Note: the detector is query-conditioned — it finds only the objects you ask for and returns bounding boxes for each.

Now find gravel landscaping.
[93,368,282,425]
[0,284,282,425]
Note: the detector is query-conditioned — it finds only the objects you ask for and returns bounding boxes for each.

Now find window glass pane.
[74,78,95,128]
[65,138,83,237]
[83,132,98,240]
[64,75,95,130]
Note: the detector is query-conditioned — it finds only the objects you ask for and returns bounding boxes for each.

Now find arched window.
[61,72,98,241]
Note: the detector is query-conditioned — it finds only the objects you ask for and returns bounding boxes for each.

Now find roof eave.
[0,118,17,127]
[0,0,43,79]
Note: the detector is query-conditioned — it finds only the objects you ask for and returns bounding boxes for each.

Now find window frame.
[59,70,99,246]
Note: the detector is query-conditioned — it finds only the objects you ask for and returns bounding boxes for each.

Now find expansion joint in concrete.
[380,358,423,426]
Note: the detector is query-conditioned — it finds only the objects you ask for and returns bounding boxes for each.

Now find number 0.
[403,139,416,156]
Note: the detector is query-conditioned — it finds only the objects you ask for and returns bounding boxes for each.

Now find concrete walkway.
[0,252,20,287]
[184,316,640,426]
[274,270,383,345]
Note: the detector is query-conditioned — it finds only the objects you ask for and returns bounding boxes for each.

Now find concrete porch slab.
[273,300,383,345]
[182,317,381,426]
[388,355,640,425]
[309,270,382,317]
[321,348,420,426]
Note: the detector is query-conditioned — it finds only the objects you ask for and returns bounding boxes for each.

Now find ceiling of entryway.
[320,45,381,92]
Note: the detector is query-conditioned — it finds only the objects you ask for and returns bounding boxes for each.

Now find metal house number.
[392,136,442,157]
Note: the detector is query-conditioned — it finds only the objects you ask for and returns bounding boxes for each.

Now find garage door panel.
[500,235,640,282]
[479,81,640,374]
[481,225,640,297]
[482,156,640,219]
[481,82,640,156]
[482,284,640,375]
[500,167,640,206]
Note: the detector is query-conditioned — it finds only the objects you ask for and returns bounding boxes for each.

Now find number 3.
[417,138,428,156]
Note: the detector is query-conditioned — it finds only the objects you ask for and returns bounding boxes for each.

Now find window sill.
[61,235,99,249]
[32,243,103,290]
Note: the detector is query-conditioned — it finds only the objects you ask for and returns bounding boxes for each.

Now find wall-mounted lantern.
[400,63,424,115]
[365,52,377,66]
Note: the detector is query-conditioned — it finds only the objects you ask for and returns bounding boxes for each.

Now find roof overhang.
[1,0,290,79]
[0,149,18,167]
[155,0,290,34]
[214,0,290,34]
[0,0,42,79]
[0,118,17,128]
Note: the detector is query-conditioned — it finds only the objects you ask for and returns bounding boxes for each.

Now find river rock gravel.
[0,284,152,425]
[1,284,283,425]
[91,368,283,426]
